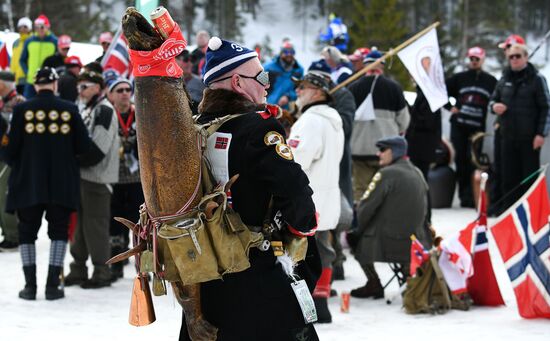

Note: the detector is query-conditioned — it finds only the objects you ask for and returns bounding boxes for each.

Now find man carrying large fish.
[121,7,320,341]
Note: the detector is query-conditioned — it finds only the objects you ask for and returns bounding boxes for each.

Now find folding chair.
[383,263,408,304]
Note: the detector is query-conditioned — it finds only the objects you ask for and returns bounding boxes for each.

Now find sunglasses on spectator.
[469,57,480,62]
[212,70,270,87]
[78,83,96,91]
[35,25,46,30]
[115,87,132,94]
[508,54,523,60]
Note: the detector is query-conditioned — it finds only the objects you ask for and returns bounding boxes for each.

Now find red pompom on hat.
[34,14,50,28]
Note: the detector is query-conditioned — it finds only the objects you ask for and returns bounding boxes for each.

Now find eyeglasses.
[212,70,270,87]
[469,57,480,62]
[508,53,523,60]
[115,87,132,94]
[78,83,96,91]
[35,25,46,30]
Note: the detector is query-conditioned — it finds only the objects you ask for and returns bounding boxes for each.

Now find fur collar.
[198,88,265,116]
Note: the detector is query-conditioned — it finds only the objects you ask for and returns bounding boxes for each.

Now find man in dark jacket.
[490,43,550,209]
[350,136,431,299]
[57,55,82,103]
[3,67,91,300]
[42,34,71,74]
[179,36,320,341]
[446,47,497,207]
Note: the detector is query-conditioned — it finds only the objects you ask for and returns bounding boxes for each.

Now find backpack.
[402,249,473,314]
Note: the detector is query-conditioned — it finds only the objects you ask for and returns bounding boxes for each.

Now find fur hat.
[202,37,258,86]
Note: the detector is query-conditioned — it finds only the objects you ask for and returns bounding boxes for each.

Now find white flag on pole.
[397,28,448,112]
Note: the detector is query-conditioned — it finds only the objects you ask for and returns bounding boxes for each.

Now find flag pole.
[330,21,440,94]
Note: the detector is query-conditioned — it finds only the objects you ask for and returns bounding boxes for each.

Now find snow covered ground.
[1,206,548,341]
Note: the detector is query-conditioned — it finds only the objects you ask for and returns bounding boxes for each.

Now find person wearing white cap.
[10,17,33,94]
[445,46,497,208]
[180,36,320,341]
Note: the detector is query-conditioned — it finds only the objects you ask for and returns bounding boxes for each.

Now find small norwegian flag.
[215,136,229,149]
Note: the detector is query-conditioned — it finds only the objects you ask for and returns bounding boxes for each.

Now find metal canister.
[150,6,175,39]
[341,291,350,313]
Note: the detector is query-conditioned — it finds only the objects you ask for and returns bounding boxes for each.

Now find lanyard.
[116,106,135,137]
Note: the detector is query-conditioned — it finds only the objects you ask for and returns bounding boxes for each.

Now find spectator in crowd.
[348,47,370,73]
[10,17,33,95]
[489,43,550,209]
[263,41,304,109]
[490,34,526,214]
[405,86,442,181]
[289,71,344,323]
[307,59,355,280]
[319,13,349,53]
[58,55,82,103]
[95,32,113,63]
[0,71,24,251]
[42,34,72,74]
[446,47,497,208]
[350,136,431,299]
[175,50,205,115]
[20,14,58,99]
[321,46,353,85]
[184,36,319,340]
[2,67,90,300]
[65,71,119,289]
[191,30,210,76]
[348,50,410,201]
[106,78,143,281]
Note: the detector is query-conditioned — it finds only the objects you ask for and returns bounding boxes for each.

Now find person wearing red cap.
[95,32,113,63]
[43,34,71,74]
[19,14,58,99]
[58,55,82,102]
[445,46,497,208]
[498,34,526,51]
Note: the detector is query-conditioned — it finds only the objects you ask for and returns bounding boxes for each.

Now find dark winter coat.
[331,86,355,204]
[406,87,442,164]
[489,63,550,140]
[194,88,320,340]
[3,90,91,212]
[42,52,67,74]
[355,158,431,264]
[58,71,78,103]
[446,69,497,129]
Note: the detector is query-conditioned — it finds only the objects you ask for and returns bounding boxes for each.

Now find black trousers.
[17,204,72,244]
[500,138,540,210]
[110,182,144,246]
[451,124,482,206]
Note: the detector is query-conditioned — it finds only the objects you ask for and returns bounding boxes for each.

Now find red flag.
[410,236,429,276]
[490,171,550,318]
[0,41,9,70]
[467,174,505,306]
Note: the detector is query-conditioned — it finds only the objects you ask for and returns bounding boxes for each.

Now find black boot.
[65,262,88,286]
[19,265,37,300]
[45,265,64,300]
[313,297,332,323]
[350,278,384,299]
[332,264,345,281]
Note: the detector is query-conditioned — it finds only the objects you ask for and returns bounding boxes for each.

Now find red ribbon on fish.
[129,23,187,78]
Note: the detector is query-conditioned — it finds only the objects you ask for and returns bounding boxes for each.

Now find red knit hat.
[34,14,50,28]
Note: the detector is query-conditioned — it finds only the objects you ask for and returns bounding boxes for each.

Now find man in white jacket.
[288,71,344,323]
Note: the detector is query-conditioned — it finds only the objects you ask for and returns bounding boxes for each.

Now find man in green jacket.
[19,14,57,99]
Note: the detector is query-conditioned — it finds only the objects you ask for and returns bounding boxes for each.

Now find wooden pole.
[330,21,441,94]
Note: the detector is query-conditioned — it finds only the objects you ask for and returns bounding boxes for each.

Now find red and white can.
[341,291,350,313]
[150,6,175,39]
